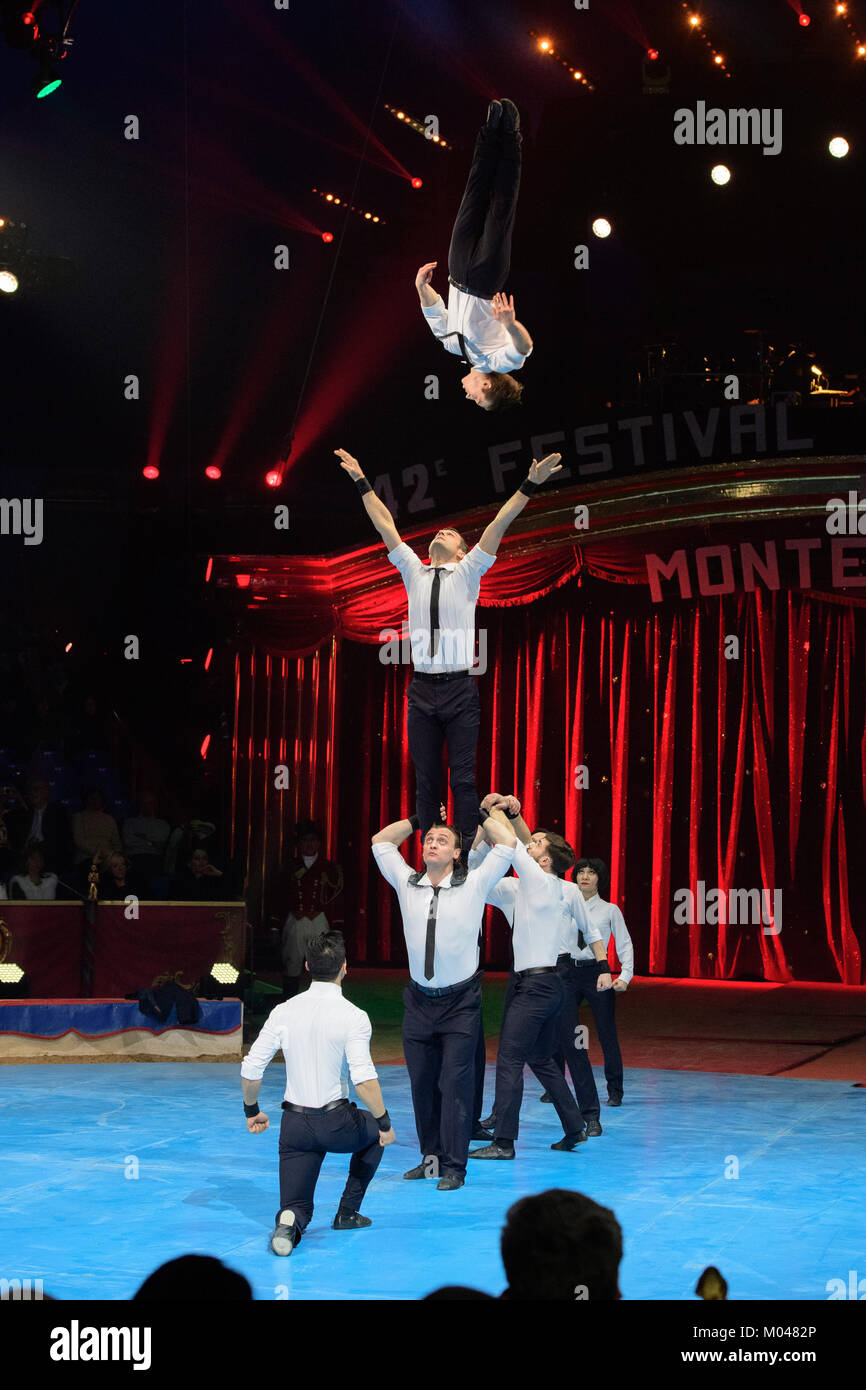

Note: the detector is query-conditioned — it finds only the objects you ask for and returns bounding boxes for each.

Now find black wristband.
[505,807,520,820]
[518,477,541,496]
[354,476,373,496]
[478,805,490,826]
[243,1101,260,1118]
[408,814,420,832]
[376,1109,392,1132]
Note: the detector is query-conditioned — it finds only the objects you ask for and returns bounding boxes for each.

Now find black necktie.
[429,568,442,659]
[424,885,441,980]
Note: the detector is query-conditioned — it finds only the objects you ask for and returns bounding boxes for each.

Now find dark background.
[1,0,863,837]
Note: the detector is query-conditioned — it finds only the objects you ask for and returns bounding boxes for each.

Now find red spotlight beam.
[226,0,413,182]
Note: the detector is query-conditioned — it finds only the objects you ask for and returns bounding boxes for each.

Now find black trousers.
[276,1101,383,1233]
[473,1021,487,1124]
[554,959,623,1109]
[402,975,482,1178]
[407,673,480,857]
[448,122,523,299]
[493,972,584,1144]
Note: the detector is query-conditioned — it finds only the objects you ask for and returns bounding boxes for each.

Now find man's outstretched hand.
[491,292,516,326]
[529,453,563,485]
[415,262,438,291]
[335,447,363,480]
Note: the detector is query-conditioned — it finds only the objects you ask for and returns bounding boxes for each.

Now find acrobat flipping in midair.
[415,98,533,411]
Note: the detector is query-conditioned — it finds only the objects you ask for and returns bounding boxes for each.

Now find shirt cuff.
[348,1063,379,1086]
[421,297,445,316]
[371,842,399,861]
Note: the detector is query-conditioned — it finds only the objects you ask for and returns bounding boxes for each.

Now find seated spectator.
[499,1189,623,1300]
[164,811,216,879]
[122,791,170,888]
[72,787,121,867]
[10,843,59,901]
[98,851,148,900]
[172,846,226,901]
[5,777,73,873]
[133,1254,251,1301]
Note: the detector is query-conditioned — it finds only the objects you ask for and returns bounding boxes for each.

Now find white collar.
[417,870,454,889]
[308,981,342,994]
[425,561,457,573]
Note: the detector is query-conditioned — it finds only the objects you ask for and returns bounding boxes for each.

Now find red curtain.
[233,577,865,984]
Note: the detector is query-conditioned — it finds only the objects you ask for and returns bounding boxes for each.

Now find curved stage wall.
[218,456,866,984]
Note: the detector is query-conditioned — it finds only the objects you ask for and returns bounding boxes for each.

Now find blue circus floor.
[2,1062,864,1301]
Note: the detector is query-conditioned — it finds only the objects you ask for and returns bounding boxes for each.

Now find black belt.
[412,669,472,683]
[448,274,490,301]
[556,953,572,965]
[514,966,557,978]
[411,969,482,998]
[281,1098,348,1114]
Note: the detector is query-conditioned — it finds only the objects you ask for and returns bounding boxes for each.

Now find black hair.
[306,929,347,980]
[500,1189,622,1300]
[574,856,609,896]
[133,1254,252,1301]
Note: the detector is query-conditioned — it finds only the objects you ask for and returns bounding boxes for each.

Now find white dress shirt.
[572,892,634,983]
[468,840,602,970]
[372,839,515,987]
[9,872,59,901]
[557,878,603,958]
[240,981,378,1106]
[421,289,532,374]
[387,541,496,674]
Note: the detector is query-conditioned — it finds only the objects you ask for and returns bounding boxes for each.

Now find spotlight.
[799,13,811,25]
[858,44,866,56]
[204,647,214,671]
[34,66,61,98]
[591,218,612,238]
[142,465,160,480]
[322,232,333,243]
[828,136,849,157]
[205,465,221,479]
[205,557,214,582]
[539,38,551,50]
[200,733,211,759]
[0,963,29,998]
[198,963,253,1000]
[647,48,659,60]
[711,163,731,184]
[0,270,19,293]
[689,14,700,27]
[713,53,723,64]
[836,2,847,11]
[411,176,423,188]
[235,573,251,587]
[265,471,281,488]
[64,641,73,652]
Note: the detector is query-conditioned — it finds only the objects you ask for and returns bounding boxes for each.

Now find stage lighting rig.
[529,31,595,89]
[0,0,79,97]
[312,188,385,225]
[384,105,451,149]
[0,213,75,294]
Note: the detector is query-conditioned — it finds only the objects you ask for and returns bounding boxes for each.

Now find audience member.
[6,777,72,872]
[71,788,121,867]
[499,1189,623,1300]
[9,843,59,901]
[132,1254,252,1301]
[122,792,171,887]
[171,846,226,901]
[98,851,148,901]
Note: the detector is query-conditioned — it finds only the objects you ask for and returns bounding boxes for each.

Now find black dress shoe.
[270,1210,301,1256]
[551,1130,588,1151]
[480,1112,497,1130]
[500,98,520,134]
[540,1092,553,1103]
[437,1175,464,1190]
[486,99,503,129]
[333,1209,372,1230]
[468,1142,515,1160]
[403,1162,428,1180]
[585,1119,603,1137]
[606,1096,623,1107]
[472,1124,494,1141]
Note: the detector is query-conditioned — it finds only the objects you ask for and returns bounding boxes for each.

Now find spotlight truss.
[311,188,386,225]
[0,0,80,96]
[681,5,732,76]
[833,3,866,57]
[384,104,451,148]
[528,31,595,90]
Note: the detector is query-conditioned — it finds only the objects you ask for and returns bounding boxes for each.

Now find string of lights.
[681,6,732,77]
[311,188,386,226]
[528,31,595,90]
[384,105,451,148]
[832,3,866,57]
